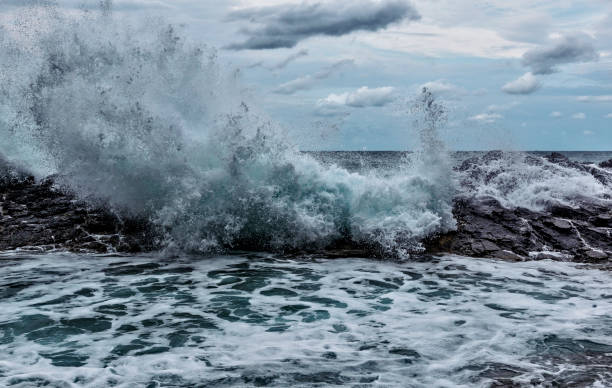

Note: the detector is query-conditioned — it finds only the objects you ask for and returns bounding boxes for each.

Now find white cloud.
[358,24,529,58]
[487,101,520,112]
[419,80,459,95]
[501,72,540,95]
[577,95,612,102]
[572,112,586,119]
[605,113,612,118]
[583,130,594,135]
[550,111,562,117]
[317,86,396,108]
[469,113,502,123]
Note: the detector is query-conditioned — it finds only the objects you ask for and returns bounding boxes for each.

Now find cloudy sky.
[5,0,612,150]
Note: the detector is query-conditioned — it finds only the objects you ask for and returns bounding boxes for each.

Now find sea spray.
[0,2,456,256]
[456,151,612,210]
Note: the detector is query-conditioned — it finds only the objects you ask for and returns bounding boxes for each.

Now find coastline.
[2,151,610,264]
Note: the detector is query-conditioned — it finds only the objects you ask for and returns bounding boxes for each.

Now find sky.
[3,0,612,150]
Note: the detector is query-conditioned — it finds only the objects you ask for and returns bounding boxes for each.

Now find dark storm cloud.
[522,33,599,75]
[226,0,420,50]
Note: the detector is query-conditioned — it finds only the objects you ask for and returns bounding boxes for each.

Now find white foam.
[457,152,612,210]
[0,252,610,387]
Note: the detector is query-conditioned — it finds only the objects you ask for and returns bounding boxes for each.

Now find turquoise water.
[1,252,611,387]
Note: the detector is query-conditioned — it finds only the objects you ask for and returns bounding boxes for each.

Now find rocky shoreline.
[426,152,612,263]
[1,152,611,264]
[0,166,154,254]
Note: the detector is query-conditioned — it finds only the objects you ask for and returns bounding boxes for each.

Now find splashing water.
[0,3,455,256]
[456,151,612,211]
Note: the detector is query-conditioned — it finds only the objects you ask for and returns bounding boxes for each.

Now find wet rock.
[599,159,612,169]
[428,151,612,263]
[591,213,612,227]
[544,218,572,232]
[0,166,157,253]
[584,250,608,261]
[428,194,611,263]
[492,250,525,261]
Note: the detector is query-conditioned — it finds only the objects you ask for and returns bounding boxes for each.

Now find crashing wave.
[0,2,455,257]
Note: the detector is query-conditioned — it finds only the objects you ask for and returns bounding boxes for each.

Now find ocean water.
[310,151,612,171]
[1,252,611,387]
[1,5,612,387]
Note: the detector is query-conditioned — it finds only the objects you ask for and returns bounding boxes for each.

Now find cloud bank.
[227,0,420,50]
[501,72,540,95]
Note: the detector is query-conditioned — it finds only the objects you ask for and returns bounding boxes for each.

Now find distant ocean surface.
[308,151,612,172]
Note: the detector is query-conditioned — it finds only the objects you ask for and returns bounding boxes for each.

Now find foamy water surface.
[1,253,610,387]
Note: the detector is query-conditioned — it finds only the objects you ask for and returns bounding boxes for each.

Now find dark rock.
[544,218,572,232]
[599,159,612,169]
[429,193,611,262]
[591,213,612,227]
[584,250,608,261]
[546,152,570,163]
[492,250,525,261]
[0,167,157,253]
[426,151,612,263]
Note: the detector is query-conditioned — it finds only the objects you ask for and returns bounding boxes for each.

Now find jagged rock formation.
[427,153,612,263]
[0,166,154,253]
[427,195,611,262]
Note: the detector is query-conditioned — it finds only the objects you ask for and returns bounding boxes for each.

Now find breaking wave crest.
[0,3,455,256]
